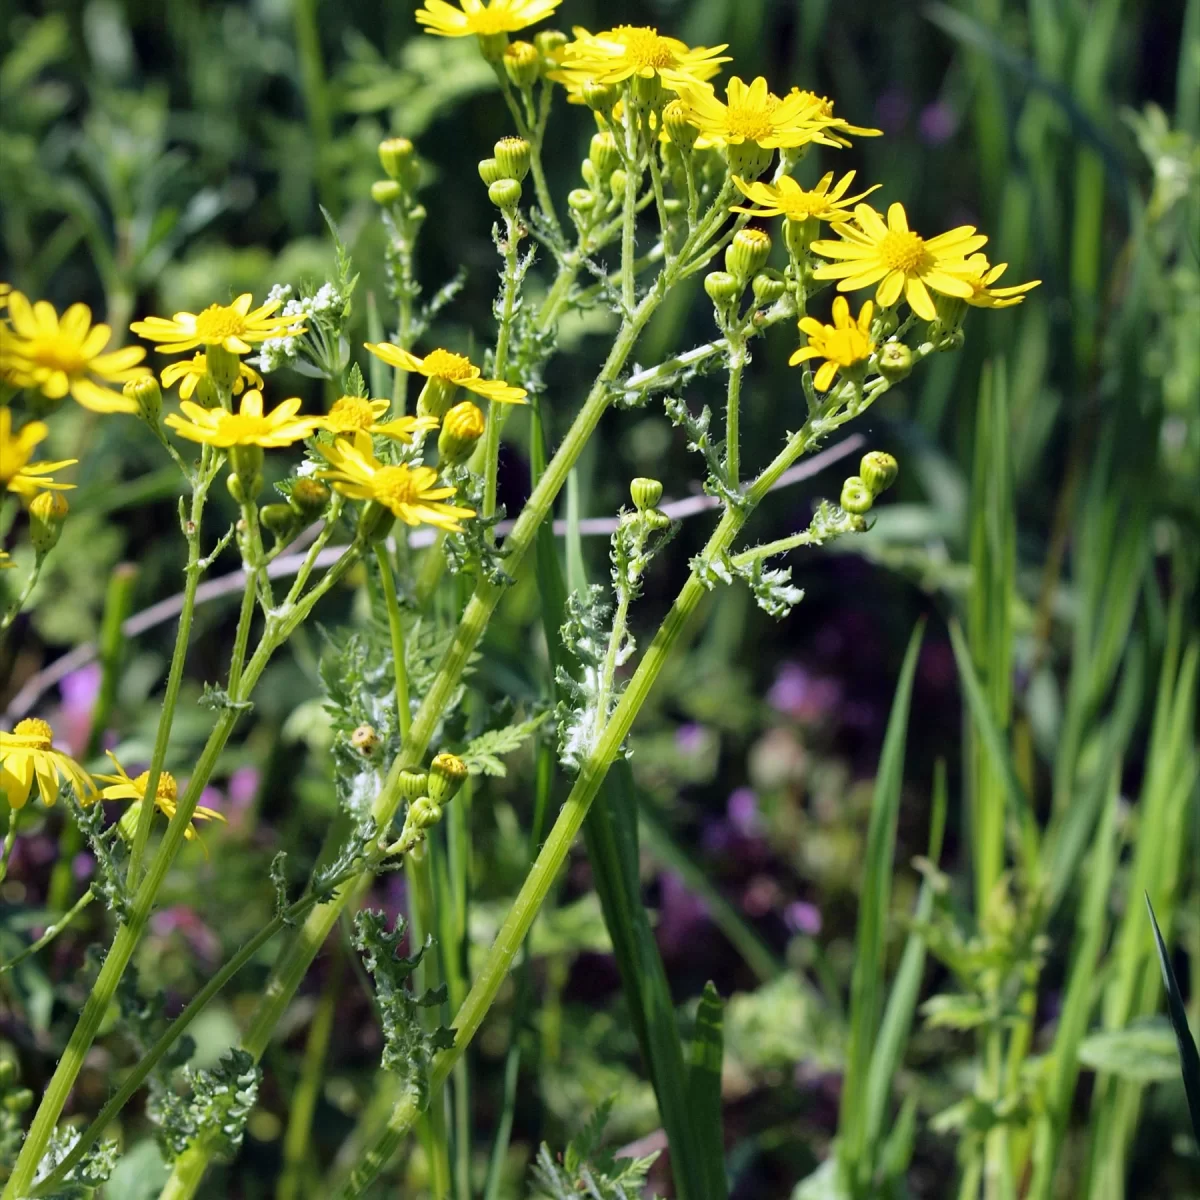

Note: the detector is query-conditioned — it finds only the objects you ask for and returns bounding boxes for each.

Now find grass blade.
[688,981,728,1200]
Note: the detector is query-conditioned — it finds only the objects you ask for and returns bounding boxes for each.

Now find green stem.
[484,212,522,518]
[374,543,411,742]
[726,339,745,488]
[620,108,640,313]
[1,888,95,974]
[0,807,19,885]
[292,0,336,213]
[0,559,43,632]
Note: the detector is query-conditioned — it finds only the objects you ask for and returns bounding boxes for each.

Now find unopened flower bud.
[752,270,787,307]
[534,29,567,58]
[860,451,899,496]
[428,752,468,804]
[630,477,663,511]
[0,1060,16,1086]
[289,477,330,518]
[582,81,618,115]
[608,168,628,198]
[351,724,380,756]
[438,400,486,466]
[784,215,820,260]
[124,375,162,426]
[569,188,597,218]
[840,476,874,515]
[378,138,418,188]
[662,99,699,151]
[3,1088,33,1113]
[642,507,672,531]
[193,372,220,409]
[704,270,742,309]
[371,179,403,207]
[588,131,619,181]
[398,769,429,800]
[204,344,241,394]
[29,491,68,556]
[260,503,299,541]
[494,136,531,182]
[503,40,541,88]
[478,158,505,187]
[408,795,443,830]
[726,228,771,280]
[488,178,523,210]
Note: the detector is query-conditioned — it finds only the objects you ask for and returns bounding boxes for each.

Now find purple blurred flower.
[656,871,708,954]
[150,905,220,961]
[742,874,782,918]
[675,723,707,754]
[228,767,259,809]
[727,787,760,836]
[784,900,822,936]
[72,853,95,881]
[918,101,958,145]
[57,663,102,755]
[768,664,842,723]
[875,88,911,134]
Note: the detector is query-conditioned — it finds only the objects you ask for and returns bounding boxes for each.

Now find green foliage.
[460,712,549,777]
[529,1100,661,1200]
[150,1050,260,1162]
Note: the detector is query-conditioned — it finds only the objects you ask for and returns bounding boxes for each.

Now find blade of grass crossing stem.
[687,982,728,1200]
[366,292,388,401]
[1146,895,1200,1144]
[836,621,925,1184]
[859,759,948,1190]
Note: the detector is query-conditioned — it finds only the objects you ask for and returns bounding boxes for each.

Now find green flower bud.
[630,477,663,511]
[408,795,443,830]
[704,270,742,309]
[351,723,380,756]
[784,215,820,260]
[438,400,486,466]
[478,158,505,187]
[370,179,403,207]
[0,1060,16,1086]
[752,270,787,307]
[632,72,664,109]
[725,140,773,181]
[260,503,300,541]
[840,476,874,515]
[398,769,429,800]
[204,344,241,394]
[588,131,619,181]
[494,136,531,182]
[580,160,599,188]
[726,228,772,280]
[29,490,68,557]
[860,451,899,495]
[534,29,567,58]
[662,99,699,152]
[289,477,331,518]
[416,376,460,421]
[356,499,395,544]
[608,168,628,198]
[3,1088,33,1113]
[503,40,541,89]
[582,81,618,115]
[124,375,162,426]
[877,342,913,383]
[378,137,418,189]
[642,507,672,531]
[428,752,468,804]
[488,178,523,211]
[568,188,597,217]
[409,203,428,226]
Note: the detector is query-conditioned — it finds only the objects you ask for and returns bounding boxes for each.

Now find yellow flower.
[789,297,876,391]
[316,432,476,532]
[161,352,264,399]
[0,550,14,569]
[674,76,838,149]
[0,282,11,311]
[0,292,147,413]
[317,395,439,442]
[732,170,880,223]
[94,752,227,846]
[0,717,96,810]
[164,389,320,448]
[364,343,527,405]
[559,25,728,89]
[784,90,882,148]
[130,294,301,356]
[416,0,562,38]
[811,202,988,321]
[0,409,77,499]
[959,254,1040,309]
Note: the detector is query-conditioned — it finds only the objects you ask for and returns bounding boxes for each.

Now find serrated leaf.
[1078,1019,1191,1084]
[460,712,549,777]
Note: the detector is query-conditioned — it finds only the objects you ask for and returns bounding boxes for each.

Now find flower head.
[732,170,880,224]
[789,296,876,391]
[560,25,728,89]
[365,343,527,405]
[130,294,302,356]
[0,717,96,809]
[317,395,439,442]
[811,202,988,321]
[675,77,839,149]
[164,389,319,448]
[0,292,147,413]
[784,90,882,148]
[316,432,476,532]
[416,0,561,38]
[959,254,1040,309]
[0,409,77,499]
[95,752,226,845]
[161,352,264,399]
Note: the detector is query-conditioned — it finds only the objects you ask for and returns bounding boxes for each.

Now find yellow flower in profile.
[365,343,527,405]
[164,389,319,448]
[732,171,880,224]
[317,395,439,442]
[0,292,147,413]
[94,752,226,846]
[789,297,876,392]
[674,76,835,149]
[0,717,96,810]
[316,431,476,532]
[161,352,264,399]
[959,254,1041,309]
[130,294,301,356]
[0,409,77,499]
[560,25,728,88]
[785,90,882,148]
[811,203,988,321]
[416,0,561,38]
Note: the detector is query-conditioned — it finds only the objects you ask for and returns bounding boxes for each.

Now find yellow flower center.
[220,414,275,439]
[465,6,511,35]
[880,231,928,274]
[194,304,248,342]
[817,326,873,369]
[422,349,475,382]
[21,336,88,376]
[613,26,677,70]
[13,717,54,749]
[327,397,376,430]
[133,770,178,802]
[723,104,774,143]
[373,466,421,510]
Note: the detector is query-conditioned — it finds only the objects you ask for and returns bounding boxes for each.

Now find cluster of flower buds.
[479,137,530,212]
[704,229,784,324]
[260,476,332,544]
[840,450,899,515]
[372,137,427,228]
[628,477,671,531]
[386,752,469,858]
[569,129,623,232]
[501,30,564,90]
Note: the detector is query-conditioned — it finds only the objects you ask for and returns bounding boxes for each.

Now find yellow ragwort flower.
[0,550,14,570]
[94,752,226,846]
[674,76,837,149]
[0,292,146,413]
[789,296,876,392]
[316,431,476,532]
[0,282,11,311]
[0,409,77,500]
[317,395,439,442]
[364,343,527,405]
[416,0,561,38]
[959,254,1041,309]
[164,389,320,448]
[130,294,301,356]
[732,170,881,223]
[811,202,988,321]
[560,25,728,89]
[161,352,264,399]
[784,90,882,149]
[0,717,96,810]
